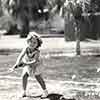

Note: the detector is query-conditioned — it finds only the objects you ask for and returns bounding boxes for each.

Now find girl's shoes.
[41,89,48,99]
[22,90,48,98]
[22,91,27,97]
[22,94,27,97]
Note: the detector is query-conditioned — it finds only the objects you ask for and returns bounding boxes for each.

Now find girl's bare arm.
[9,47,26,72]
[14,47,26,68]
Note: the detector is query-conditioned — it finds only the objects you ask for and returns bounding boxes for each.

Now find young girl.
[11,32,48,98]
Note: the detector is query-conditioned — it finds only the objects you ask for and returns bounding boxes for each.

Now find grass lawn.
[0,53,100,100]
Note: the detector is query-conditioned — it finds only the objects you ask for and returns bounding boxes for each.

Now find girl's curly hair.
[26,32,43,48]
[34,35,43,48]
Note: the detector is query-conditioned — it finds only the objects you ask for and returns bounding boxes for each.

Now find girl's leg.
[35,74,46,90]
[22,73,29,97]
[35,74,48,97]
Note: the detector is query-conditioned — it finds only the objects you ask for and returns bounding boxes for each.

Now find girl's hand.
[9,64,17,72]
[23,62,32,65]
[9,67,15,72]
[8,63,23,73]
[9,64,18,72]
[8,64,18,73]
[23,60,36,65]
[97,68,100,72]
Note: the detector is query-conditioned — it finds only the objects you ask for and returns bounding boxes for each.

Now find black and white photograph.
[0,0,100,100]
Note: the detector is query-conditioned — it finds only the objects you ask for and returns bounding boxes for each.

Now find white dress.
[22,47,42,76]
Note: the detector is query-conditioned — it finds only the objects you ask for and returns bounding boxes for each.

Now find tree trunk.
[74,20,81,55]
[76,36,80,55]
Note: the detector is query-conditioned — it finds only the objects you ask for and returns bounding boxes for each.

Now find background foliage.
[0,0,100,39]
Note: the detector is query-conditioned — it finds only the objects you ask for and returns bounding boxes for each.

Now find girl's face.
[27,37,38,49]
